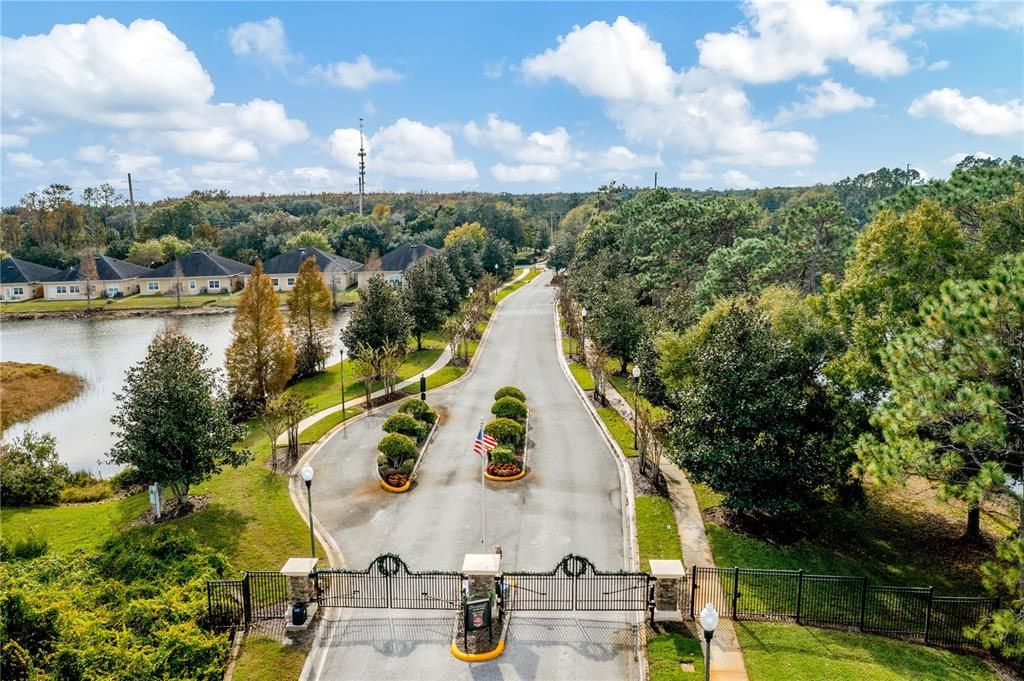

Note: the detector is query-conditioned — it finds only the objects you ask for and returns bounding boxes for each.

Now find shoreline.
[0,301,356,321]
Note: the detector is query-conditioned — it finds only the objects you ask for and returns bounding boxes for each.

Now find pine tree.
[288,256,334,378]
[226,260,296,408]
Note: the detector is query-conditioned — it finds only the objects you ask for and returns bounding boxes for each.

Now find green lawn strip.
[607,369,671,424]
[737,622,997,681]
[692,483,725,513]
[648,631,705,680]
[636,495,683,571]
[402,365,467,394]
[494,267,541,302]
[568,361,595,391]
[298,407,363,444]
[597,406,639,457]
[1,492,150,554]
[0,293,223,313]
[231,636,308,681]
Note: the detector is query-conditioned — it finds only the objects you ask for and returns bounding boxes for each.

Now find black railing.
[205,571,290,629]
[315,553,463,610]
[504,554,653,612]
[689,566,998,648]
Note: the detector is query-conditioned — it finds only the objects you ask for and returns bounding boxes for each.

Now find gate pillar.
[462,553,501,601]
[281,557,319,631]
[650,559,686,623]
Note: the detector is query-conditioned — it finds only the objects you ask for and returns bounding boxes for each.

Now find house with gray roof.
[43,256,153,300]
[138,251,251,296]
[1,257,61,301]
[357,243,440,288]
[263,247,363,293]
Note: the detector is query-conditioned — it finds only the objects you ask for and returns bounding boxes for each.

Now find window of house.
[56,285,68,294]
[271,278,279,287]
[69,285,81,294]
[148,281,160,291]
[189,280,197,289]
[107,285,119,295]
[12,287,24,296]
[208,280,221,289]
[286,277,295,286]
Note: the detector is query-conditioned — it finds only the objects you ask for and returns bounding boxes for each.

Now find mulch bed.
[629,456,666,497]
[453,607,504,655]
[135,494,210,526]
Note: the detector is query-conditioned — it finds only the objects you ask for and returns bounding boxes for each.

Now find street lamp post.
[631,365,641,450]
[579,308,587,363]
[340,348,347,427]
[699,603,719,681]
[301,464,316,559]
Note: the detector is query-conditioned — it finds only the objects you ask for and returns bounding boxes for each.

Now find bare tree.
[172,261,185,308]
[79,254,99,311]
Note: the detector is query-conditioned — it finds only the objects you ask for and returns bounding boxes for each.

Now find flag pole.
[480,417,486,546]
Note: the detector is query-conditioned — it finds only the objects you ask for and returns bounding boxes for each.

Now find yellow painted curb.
[484,467,528,482]
[450,639,505,662]
[378,477,412,493]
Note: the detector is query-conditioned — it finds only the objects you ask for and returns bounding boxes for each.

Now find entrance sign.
[464,598,491,631]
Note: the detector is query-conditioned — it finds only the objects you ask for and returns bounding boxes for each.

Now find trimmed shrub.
[382,413,427,442]
[490,445,515,465]
[399,399,437,425]
[485,418,525,447]
[494,386,525,402]
[378,433,418,468]
[491,396,527,422]
[399,459,416,476]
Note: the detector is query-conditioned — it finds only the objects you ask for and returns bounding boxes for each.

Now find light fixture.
[632,366,641,379]
[301,464,314,483]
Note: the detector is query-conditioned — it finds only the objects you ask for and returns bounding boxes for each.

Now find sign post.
[148,483,162,520]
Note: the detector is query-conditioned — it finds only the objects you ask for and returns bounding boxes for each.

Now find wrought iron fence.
[689,566,998,648]
[315,553,463,610]
[504,554,653,612]
[205,571,290,629]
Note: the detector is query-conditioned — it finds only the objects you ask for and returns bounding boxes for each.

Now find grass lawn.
[232,636,308,681]
[0,292,230,313]
[568,360,595,390]
[648,630,705,680]
[598,406,639,458]
[298,407,363,444]
[636,495,683,571]
[494,267,541,302]
[1,361,85,430]
[737,622,999,681]
[402,365,467,394]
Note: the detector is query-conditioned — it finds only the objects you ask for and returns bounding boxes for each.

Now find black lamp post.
[699,603,719,681]
[301,464,315,559]
[632,365,641,450]
[340,348,347,426]
[579,308,587,363]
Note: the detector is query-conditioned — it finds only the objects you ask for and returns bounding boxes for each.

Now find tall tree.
[342,274,412,354]
[109,327,250,506]
[288,256,334,377]
[79,254,99,311]
[586,275,647,374]
[226,261,296,408]
[402,258,447,351]
[777,199,857,293]
[286,230,331,251]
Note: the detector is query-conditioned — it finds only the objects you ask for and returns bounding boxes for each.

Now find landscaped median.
[483,386,530,482]
[375,399,439,492]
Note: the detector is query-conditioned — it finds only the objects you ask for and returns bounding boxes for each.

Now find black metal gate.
[205,571,290,629]
[315,553,463,610]
[504,554,652,612]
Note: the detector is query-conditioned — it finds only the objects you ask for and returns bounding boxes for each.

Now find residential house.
[357,243,440,287]
[1,257,60,301]
[43,256,153,300]
[262,247,363,294]
[139,251,251,296]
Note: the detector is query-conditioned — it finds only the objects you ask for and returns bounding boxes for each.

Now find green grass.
[1,493,150,554]
[568,361,595,391]
[597,406,639,458]
[494,267,541,302]
[0,292,234,313]
[636,495,683,571]
[648,631,704,680]
[232,635,308,681]
[402,365,467,394]
[298,407,363,444]
[738,622,998,681]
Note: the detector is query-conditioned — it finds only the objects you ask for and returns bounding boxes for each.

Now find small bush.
[399,399,437,425]
[490,445,515,465]
[109,466,146,490]
[382,413,427,442]
[378,433,418,468]
[60,480,113,504]
[0,432,68,506]
[399,459,416,475]
[494,386,526,402]
[485,418,525,447]
[1,640,31,681]
[7,533,48,560]
[491,396,527,422]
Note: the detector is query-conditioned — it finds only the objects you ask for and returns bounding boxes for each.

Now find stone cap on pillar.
[649,559,686,579]
[462,553,501,576]
[280,557,319,577]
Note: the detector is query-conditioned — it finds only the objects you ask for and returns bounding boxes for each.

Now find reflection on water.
[0,311,349,475]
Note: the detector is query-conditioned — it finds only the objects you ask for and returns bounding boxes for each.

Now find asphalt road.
[303,270,636,680]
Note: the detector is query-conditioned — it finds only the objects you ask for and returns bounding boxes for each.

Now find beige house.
[263,247,363,294]
[356,243,440,288]
[139,251,251,296]
[43,256,153,300]
[1,257,60,301]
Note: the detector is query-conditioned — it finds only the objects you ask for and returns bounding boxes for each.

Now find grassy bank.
[0,361,85,430]
[232,636,308,681]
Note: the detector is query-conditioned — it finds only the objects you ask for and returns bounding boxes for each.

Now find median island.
[0,361,84,430]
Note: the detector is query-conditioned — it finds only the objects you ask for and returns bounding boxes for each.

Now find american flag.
[474,426,498,457]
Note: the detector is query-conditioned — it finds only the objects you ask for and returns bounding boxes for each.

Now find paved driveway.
[303,271,637,680]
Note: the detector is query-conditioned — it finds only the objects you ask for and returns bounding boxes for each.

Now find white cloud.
[721,169,761,189]
[775,79,875,123]
[0,134,29,149]
[908,88,1024,136]
[5,152,44,171]
[312,55,400,89]
[483,58,506,79]
[227,17,292,69]
[941,151,995,165]
[330,118,476,181]
[161,128,260,162]
[464,114,524,150]
[697,0,910,83]
[229,99,309,148]
[913,3,1024,30]
[590,146,662,172]
[74,145,161,174]
[491,164,562,183]
[927,60,951,72]
[679,159,713,182]
[521,17,676,103]
[521,19,819,167]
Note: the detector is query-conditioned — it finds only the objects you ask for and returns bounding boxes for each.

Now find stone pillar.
[280,557,319,631]
[462,553,501,600]
[649,559,686,623]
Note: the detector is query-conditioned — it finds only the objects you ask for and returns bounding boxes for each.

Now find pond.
[0,311,350,475]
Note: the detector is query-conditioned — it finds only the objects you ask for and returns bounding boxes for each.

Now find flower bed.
[483,386,529,482]
[375,399,438,492]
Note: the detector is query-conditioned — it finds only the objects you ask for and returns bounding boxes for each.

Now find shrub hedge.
[382,413,427,442]
[491,396,527,422]
[485,418,525,447]
[494,386,526,402]
[398,399,437,425]
[377,433,418,468]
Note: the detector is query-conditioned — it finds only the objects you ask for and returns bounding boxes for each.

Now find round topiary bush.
[494,386,526,402]
[491,396,527,422]
[383,413,427,441]
[490,444,515,465]
[378,433,418,468]
[399,399,438,425]
[485,418,525,447]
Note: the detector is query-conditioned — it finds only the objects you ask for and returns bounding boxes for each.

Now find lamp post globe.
[699,603,719,681]
[632,366,641,379]
[631,365,642,449]
[301,464,314,484]
[300,464,316,559]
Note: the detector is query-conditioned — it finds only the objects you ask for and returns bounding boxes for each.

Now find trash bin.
[291,601,307,625]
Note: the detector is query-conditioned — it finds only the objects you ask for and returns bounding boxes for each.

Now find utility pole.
[357,118,367,216]
[654,171,658,189]
[127,173,138,238]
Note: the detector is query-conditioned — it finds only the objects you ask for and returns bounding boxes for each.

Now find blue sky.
[1,1,1022,203]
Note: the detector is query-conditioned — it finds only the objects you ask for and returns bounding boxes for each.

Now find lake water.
[0,310,350,475]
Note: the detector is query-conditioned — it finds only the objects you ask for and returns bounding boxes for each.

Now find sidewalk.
[592,363,749,681]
